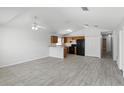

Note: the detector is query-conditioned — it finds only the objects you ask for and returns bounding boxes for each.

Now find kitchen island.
[49,46,67,59]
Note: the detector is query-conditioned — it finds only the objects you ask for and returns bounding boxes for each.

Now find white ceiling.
[0,7,124,32]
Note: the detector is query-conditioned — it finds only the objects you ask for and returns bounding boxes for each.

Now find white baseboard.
[0,56,48,68]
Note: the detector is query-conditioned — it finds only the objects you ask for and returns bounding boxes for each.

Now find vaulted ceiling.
[0,7,124,32]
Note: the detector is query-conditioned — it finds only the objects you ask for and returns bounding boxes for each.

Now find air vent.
[81,7,89,11]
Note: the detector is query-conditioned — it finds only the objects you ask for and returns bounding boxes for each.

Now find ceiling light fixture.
[32,16,46,31]
[59,29,72,35]
[66,29,72,32]
[32,16,38,30]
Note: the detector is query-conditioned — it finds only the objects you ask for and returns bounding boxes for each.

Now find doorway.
[101,32,113,58]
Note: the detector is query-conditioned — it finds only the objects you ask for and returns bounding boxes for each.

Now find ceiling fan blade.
[37,25,46,29]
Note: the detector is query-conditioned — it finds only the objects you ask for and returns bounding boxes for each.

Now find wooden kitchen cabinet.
[64,47,68,58]
[63,36,85,44]
[51,36,58,43]
[64,37,67,43]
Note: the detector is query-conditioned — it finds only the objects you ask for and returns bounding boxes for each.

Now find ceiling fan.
[32,16,46,31]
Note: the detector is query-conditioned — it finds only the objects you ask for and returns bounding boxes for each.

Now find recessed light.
[66,29,72,32]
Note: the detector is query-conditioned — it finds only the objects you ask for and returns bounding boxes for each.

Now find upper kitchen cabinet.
[72,36,85,40]
[51,36,58,43]
[64,36,85,43]
[64,37,67,43]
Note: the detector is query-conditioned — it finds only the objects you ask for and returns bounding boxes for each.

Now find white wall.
[117,30,124,72]
[85,36,101,58]
[66,27,102,58]
[113,19,124,77]
[113,30,119,61]
[121,31,124,77]
[0,14,50,67]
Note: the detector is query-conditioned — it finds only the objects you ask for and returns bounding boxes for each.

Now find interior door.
[102,38,107,57]
[102,38,107,52]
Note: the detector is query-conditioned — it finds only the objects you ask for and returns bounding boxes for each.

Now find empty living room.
[0,2,124,93]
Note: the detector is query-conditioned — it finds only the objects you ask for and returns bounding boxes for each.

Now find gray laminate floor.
[0,55,124,86]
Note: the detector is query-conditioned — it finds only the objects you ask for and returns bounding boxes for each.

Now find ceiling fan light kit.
[32,16,46,31]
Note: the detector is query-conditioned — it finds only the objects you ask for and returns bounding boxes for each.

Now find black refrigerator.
[76,39,85,56]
